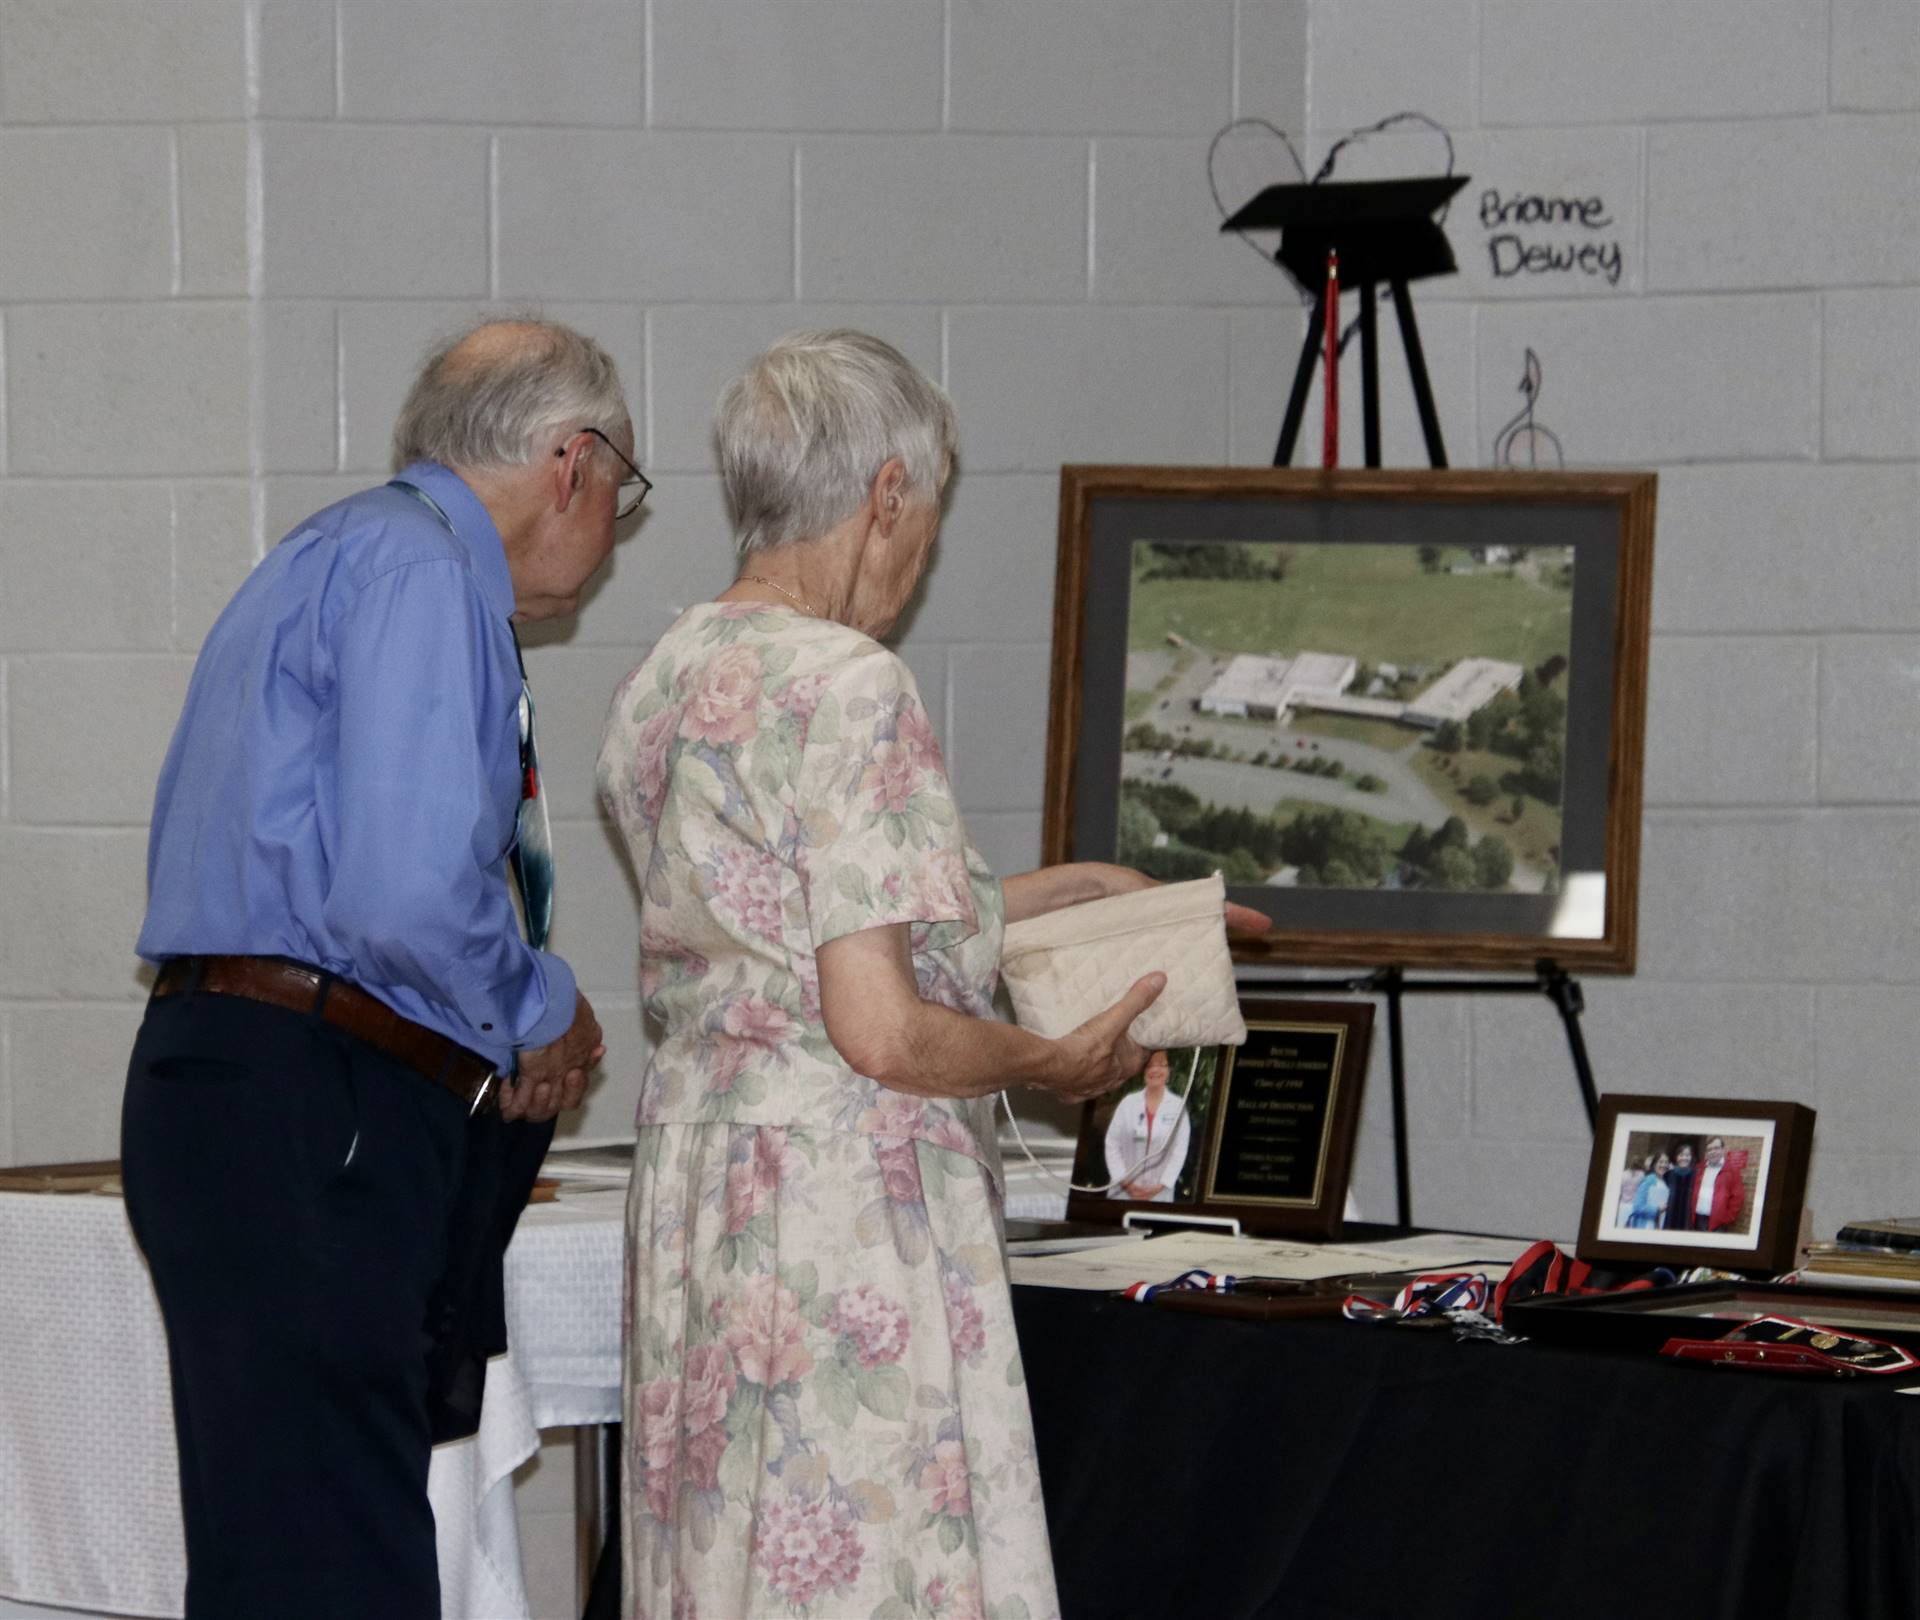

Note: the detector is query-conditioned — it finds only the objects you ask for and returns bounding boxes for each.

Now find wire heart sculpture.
[1207,109,1460,333]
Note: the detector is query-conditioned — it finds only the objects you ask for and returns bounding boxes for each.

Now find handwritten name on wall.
[1479,189,1623,286]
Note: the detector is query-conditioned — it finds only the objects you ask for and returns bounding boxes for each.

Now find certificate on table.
[1008,1228,1538,1292]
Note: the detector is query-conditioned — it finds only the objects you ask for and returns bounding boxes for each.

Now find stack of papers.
[1005,1230,1149,1259]
[532,1142,635,1200]
[0,1159,122,1195]
[1008,1229,1536,1292]
[540,1143,635,1181]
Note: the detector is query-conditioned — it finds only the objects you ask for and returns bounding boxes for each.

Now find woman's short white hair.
[715,329,957,556]
[391,316,629,473]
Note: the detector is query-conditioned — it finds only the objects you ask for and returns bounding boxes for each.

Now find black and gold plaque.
[1206,1019,1349,1206]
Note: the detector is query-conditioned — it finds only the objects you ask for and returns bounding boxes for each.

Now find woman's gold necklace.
[741,574,823,617]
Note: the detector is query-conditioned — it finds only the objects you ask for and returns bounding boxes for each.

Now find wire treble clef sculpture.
[1493,348,1564,469]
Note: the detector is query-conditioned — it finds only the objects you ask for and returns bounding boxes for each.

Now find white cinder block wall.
[1302,0,1920,1234]
[0,0,1306,1182]
[3,0,1917,1246]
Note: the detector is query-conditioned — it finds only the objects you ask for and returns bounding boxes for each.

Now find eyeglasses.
[559,426,652,520]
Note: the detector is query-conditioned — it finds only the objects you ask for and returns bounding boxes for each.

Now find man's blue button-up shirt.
[137,461,576,1071]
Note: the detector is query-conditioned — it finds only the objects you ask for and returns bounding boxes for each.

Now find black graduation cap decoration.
[1222,173,1469,468]
[1221,174,1468,292]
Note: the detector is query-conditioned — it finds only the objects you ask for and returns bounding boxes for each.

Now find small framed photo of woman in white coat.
[1067,997,1372,1237]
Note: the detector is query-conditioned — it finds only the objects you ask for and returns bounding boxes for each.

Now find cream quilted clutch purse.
[999,874,1247,1049]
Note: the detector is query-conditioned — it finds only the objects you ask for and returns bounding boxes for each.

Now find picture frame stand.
[1255,959,1600,1227]
[1121,1211,1244,1237]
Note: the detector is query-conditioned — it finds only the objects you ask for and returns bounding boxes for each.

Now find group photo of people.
[1610,1131,1764,1240]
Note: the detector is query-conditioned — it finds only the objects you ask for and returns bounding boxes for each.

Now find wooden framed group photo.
[1042,467,1657,972]
[1576,1094,1817,1276]
[1066,996,1373,1238]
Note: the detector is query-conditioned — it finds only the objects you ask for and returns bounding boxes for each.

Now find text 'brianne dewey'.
[1480,189,1623,286]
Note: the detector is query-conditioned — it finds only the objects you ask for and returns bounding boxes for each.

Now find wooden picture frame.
[1576,1094,1816,1275]
[1065,995,1372,1239]
[1043,466,1656,971]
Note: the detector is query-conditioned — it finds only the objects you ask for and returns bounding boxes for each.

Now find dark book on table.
[1835,1217,1920,1253]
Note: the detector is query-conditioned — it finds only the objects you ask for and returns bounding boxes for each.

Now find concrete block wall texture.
[0,0,1306,1174]
[1297,0,1920,1233]
[0,0,1913,1252]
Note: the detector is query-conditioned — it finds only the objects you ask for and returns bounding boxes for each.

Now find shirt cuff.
[516,950,578,1054]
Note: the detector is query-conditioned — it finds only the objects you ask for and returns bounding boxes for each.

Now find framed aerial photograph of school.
[1042,467,1656,971]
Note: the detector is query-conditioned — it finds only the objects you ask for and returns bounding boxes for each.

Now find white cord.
[1000,1047,1203,1197]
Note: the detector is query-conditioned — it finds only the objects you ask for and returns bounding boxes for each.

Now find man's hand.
[499,992,604,1123]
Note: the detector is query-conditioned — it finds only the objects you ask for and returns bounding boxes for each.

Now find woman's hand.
[1001,863,1272,935]
[1223,898,1273,934]
[1038,972,1167,1103]
[1108,864,1274,935]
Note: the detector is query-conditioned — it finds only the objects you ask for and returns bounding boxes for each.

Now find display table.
[1013,1284,1920,1620]
[0,1185,625,1620]
[13,1189,1920,1620]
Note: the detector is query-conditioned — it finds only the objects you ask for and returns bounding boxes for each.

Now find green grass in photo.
[1128,542,1572,671]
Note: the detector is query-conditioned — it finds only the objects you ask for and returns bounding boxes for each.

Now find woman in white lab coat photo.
[1103,1049,1192,1202]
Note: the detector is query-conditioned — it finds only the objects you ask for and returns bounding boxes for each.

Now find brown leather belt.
[151,955,500,1114]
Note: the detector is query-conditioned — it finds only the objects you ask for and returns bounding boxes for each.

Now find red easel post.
[1321,249,1340,469]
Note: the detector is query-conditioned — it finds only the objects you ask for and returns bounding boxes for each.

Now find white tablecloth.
[0,1185,626,1620]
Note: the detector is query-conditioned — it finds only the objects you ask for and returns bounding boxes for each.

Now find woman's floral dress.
[596,602,1058,1620]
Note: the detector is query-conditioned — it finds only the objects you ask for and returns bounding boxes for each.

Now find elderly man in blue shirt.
[121,318,643,1620]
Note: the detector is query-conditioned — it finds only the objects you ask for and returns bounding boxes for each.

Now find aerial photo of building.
[1402,657,1526,729]
[1196,651,1357,720]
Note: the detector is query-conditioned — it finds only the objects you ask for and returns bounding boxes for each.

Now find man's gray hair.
[715,329,957,556]
[391,316,629,473]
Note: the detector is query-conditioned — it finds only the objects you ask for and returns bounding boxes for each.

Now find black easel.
[1218,173,1583,1225]
[1273,278,1449,469]
[1255,960,1599,1228]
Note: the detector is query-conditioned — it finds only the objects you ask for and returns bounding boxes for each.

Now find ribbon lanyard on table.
[1341,1271,1490,1323]
[506,626,554,950]
[388,478,554,951]
[1120,1268,1239,1305]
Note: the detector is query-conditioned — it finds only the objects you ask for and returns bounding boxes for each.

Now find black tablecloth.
[1013,1284,1920,1620]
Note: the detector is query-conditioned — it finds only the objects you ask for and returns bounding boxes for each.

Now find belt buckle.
[469,1071,498,1118]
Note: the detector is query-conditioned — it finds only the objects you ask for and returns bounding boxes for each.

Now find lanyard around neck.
[388,477,455,536]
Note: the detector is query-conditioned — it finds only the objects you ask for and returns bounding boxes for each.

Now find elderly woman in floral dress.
[597,331,1208,1620]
